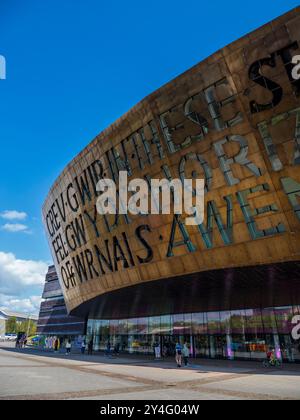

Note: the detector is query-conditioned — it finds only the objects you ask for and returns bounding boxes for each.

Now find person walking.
[106,340,111,358]
[183,343,190,367]
[175,342,182,368]
[155,342,161,360]
[113,342,120,356]
[54,338,59,353]
[163,344,168,358]
[65,339,72,355]
[81,340,86,355]
[88,339,94,356]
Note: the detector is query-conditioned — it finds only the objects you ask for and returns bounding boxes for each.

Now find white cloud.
[0,251,48,297]
[1,223,30,233]
[0,210,27,221]
[0,294,42,315]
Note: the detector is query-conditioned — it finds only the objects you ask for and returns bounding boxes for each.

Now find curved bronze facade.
[43,7,300,319]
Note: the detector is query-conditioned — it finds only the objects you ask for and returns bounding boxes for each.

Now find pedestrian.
[163,345,168,358]
[155,342,161,359]
[270,349,276,364]
[175,342,182,368]
[113,342,120,356]
[183,343,190,367]
[88,339,93,356]
[106,340,111,357]
[266,347,272,362]
[54,338,59,353]
[65,339,72,355]
[20,336,24,348]
[81,340,86,355]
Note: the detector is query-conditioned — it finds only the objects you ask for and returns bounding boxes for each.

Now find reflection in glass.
[261,308,277,334]
[230,310,246,335]
[207,312,221,335]
[109,320,119,336]
[127,319,138,335]
[173,314,185,335]
[160,315,172,335]
[86,305,299,362]
[149,316,161,335]
[274,307,294,334]
[137,318,149,335]
[220,311,231,334]
[192,313,207,334]
[245,309,264,334]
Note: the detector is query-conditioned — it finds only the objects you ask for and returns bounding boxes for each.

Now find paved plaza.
[0,342,300,400]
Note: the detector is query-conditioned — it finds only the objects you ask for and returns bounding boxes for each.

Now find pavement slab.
[1,343,300,400]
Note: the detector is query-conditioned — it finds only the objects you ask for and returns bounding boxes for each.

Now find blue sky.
[0,0,299,313]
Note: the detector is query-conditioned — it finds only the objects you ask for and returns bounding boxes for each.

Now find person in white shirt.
[155,343,161,359]
[66,339,72,355]
[183,343,190,367]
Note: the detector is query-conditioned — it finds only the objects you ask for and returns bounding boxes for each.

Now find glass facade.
[87,305,300,362]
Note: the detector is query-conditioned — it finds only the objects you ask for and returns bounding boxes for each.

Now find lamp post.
[26,314,32,339]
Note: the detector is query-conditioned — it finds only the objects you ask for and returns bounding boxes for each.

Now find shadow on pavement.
[1,342,300,376]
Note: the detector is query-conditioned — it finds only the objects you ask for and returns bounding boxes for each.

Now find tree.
[6,317,17,334]
[17,321,27,334]
[27,320,37,337]
[16,320,37,337]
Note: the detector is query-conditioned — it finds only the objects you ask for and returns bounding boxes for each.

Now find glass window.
[127,319,138,335]
[109,320,119,336]
[274,307,294,334]
[244,309,264,334]
[137,318,148,335]
[183,314,192,335]
[207,312,221,335]
[93,320,102,336]
[86,319,94,337]
[118,319,128,335]
[194,335,210,358]
[220,311,231,334]
[100,320,109,337]
[245,334,269,359]
[293,305,300,316]
[92,320,109,351]
[261,308,277,334]
[119,335,128,352]
[192,313,207,335]
[127,335,152,355]
[230,310,246,335]
[160,315,172,335]
[93,323,101,351]
[149,316,161,335]
[231,334,249,358]
[173,314,185,335]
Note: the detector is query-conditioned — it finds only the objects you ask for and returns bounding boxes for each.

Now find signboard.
[43,8,300,313]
